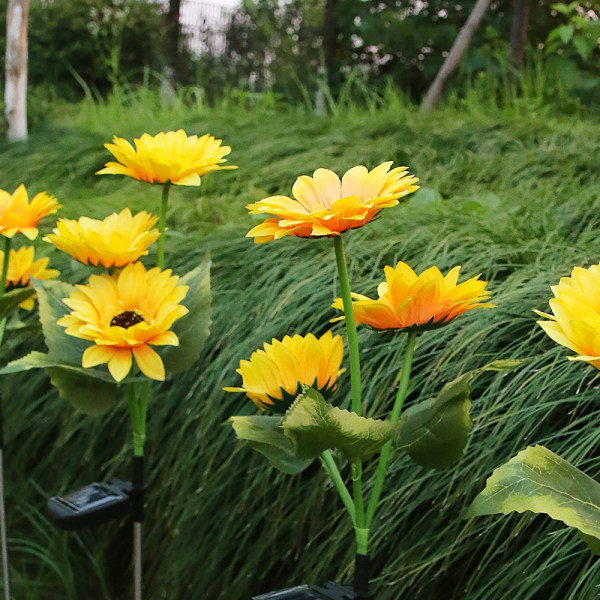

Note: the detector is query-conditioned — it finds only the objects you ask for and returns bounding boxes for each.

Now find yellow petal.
[132,344,165,381]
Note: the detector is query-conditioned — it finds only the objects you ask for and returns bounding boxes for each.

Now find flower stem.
[0,238,10,302]
[332,236,367,548]
[333,235,361,414]
[0,237,12,349]
[320,450,356,524]
[365,331,417,528]
[157,183,171,270]
[127,379,149,457]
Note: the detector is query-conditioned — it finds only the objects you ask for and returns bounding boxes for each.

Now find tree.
[5,0,29,141]
[510,0,534,69]
[421,0,492,111]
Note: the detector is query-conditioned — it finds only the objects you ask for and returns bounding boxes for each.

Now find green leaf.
[33,279,89,365]
[397,372,473,470]
[467,445,600,555]
[551,2,577,15]
[229,415,313,474]
[476,359,526,373]
[0,351,116,415]
[45,366,116,416]
[163,258,211,374]
[573,34,596,60]
[395,360,523,470]
[0,287,36,320]
[283,386,396,461]
[558,23,575,44]
[0,351,113,382]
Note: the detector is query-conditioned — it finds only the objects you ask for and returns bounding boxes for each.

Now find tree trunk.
[510,0,533,70]
[323,0,339,78]
[167,0,182,82]
[5,0,29,141]
[421,0,491,112]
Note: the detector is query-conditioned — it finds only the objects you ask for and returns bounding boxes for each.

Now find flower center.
[110,310,145,329]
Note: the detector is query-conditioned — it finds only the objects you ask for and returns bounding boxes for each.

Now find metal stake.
[0,450,10,600]
[132,454,144,600]
[134,522,142,600]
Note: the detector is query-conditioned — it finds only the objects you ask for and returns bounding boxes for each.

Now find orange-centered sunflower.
[2,246,59,309]
[97,129,236,186]
[57,262,189,382]
[44,208,160,268]
[245,162,419,243]
[224,331,345,412]
[332,261,493,331]
[536,262,600,370]
[0,184,60,240]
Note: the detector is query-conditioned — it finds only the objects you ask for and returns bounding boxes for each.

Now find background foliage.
[0,0,599,108]
[0,87,599,598]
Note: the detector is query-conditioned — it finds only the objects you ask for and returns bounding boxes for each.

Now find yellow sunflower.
[0,184,60,240]
[332,261,492,331]
[246,162,419,243]
[44,208,160,268]
[1,246,59,309]
[224,331,345,412]
[57,262,189,382]
[96,129,236,186]
[536,262,600,370]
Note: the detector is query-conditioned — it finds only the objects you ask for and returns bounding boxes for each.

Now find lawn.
[1,88,599,599]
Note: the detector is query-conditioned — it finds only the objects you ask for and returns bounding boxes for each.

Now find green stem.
[365,331,417,527]
[0,238,10,302]
[127,379,150,457]
[0,238,12,349]
[333,236,361,414]
[332,236,367,545]
[156,182,171,270]
[320,450,356,524]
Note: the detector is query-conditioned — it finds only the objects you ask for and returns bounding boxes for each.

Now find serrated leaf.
[229,415,312,474]
[467,445,600,555]
[396,360,523,470]
[0,287,36,321]
[163,258,211,374]
[397,372,472,470]
[45,366,116,416]
[283,386,396,461]
[33,279,88,365]
[0,351,116,415]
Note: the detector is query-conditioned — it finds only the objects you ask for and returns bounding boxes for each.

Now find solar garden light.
[0,131,231,599]
[0,185,61,600]
[227,163,509,598]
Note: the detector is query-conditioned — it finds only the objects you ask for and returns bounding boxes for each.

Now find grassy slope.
[1,91,600,599]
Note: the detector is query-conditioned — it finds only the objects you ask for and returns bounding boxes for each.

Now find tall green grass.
[0,87,599,598]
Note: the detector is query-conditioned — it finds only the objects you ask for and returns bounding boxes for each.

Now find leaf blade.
[283,386,396,461]
[468,445,600,555]
[229,415,312,474]
[163,258,211,374]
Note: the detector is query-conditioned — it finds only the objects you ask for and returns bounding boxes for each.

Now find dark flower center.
[110,310,145,329]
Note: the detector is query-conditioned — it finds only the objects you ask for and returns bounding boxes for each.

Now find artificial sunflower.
[224,331,345,412]
[1,246,59,309]
[536,262,600,370]
[332,261,492,331]
[0,184,60,240]
[245,162,419,243]
[97,129,236,186]
[58,262,189,382]
[44,208,160,268]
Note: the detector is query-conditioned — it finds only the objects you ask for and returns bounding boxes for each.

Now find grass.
[0,84,600,598]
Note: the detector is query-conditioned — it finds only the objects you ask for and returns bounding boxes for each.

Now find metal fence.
[179,0,234,56]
